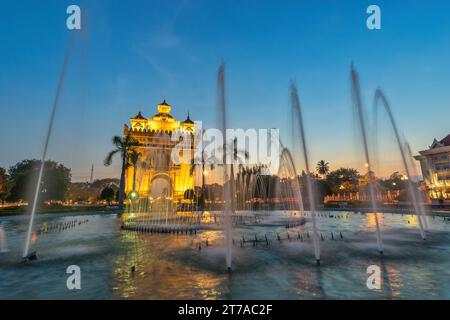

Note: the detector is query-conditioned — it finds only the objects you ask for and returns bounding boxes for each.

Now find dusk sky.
[1,0,449,181]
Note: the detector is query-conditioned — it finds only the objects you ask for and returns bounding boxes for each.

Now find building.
[123,100,196,204]
[414,134,450,203]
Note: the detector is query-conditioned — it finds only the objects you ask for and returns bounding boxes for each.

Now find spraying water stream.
[290,82,321,263]
[217,63,233,271]
[22,33,77,260]
[350,65,383,254]
[373,89,426,239]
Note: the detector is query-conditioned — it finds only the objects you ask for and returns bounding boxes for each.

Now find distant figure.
[0,224,7,253]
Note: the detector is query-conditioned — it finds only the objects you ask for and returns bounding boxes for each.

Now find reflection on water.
[0,211,449,299]
[364,213,384,230]
[295,269,324,299]
[31,231,38,245]
[406,214,419,228]
[112,230,226,299]
[385,264,403,298]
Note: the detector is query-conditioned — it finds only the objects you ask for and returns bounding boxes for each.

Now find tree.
[316,160,330,178]
[104,134,140,210]
[326,167,360,193]
[7,159,71,203]
[0,167,8,205]
[189,148,216,211]
[358,170,382,193]
[128,150,141,193]
[380,171,407,191]
[229,137,249,212]
[100,186,115,205]
[315,179,333,203]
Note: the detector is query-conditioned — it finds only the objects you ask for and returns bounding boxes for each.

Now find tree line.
[0,159,122,207]
[0,154,415,208]
[0,159,71,205]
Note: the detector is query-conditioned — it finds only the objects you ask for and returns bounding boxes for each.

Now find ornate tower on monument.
[124,100,196,204]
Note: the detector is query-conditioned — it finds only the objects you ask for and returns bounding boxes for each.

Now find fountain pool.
[0,210,449,299]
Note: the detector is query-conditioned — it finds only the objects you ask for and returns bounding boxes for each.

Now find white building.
[414,134,450,204]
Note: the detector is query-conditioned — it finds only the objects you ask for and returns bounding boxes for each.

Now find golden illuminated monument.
[124,100,196,204]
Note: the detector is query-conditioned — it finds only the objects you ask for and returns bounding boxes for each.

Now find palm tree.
[104,134,140,209]
[128,150,141,192]
[189,137,248,212]
[189,150,215,211]
[316,160,330,178]
[229,137,249,213]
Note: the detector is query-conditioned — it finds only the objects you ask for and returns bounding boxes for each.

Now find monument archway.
[150,173,172,200]
[124,100,197,203]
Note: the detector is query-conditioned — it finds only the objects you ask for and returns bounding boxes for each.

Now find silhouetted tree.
[128,150,141,193]
[104,134,140,210]
[316,160,330,178]
[315,179,333,203]
[326,167,360,193]
[380,171,407,191]
[0,167,8,205]
[7,159,71,203]
[100,186,115,205]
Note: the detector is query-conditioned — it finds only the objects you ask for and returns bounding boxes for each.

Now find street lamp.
[128,191,139,200]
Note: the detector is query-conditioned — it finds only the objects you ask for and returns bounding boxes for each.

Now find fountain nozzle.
[22,251,38,262]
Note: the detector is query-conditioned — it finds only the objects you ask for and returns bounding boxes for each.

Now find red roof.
[440,134,450,146]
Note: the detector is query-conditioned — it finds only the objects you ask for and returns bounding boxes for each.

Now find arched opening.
[150,174,172,200]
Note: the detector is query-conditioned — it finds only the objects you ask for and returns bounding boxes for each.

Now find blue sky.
[0,0,449,181]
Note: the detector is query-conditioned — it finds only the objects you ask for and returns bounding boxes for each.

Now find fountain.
[22,33,77,261]
[2,53,449,298]
[123,64,312,271]
[277,147,305,213]
[217,63,233,271]
[0,224,7,253]
[404,141,429,230]
[290,82,321,264]
[350,65,384,254]
[373,89,426,239]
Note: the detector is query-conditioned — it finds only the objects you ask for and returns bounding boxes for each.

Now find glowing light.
[128,191,139,200]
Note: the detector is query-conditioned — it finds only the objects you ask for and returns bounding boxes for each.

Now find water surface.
[0,211,449,299]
